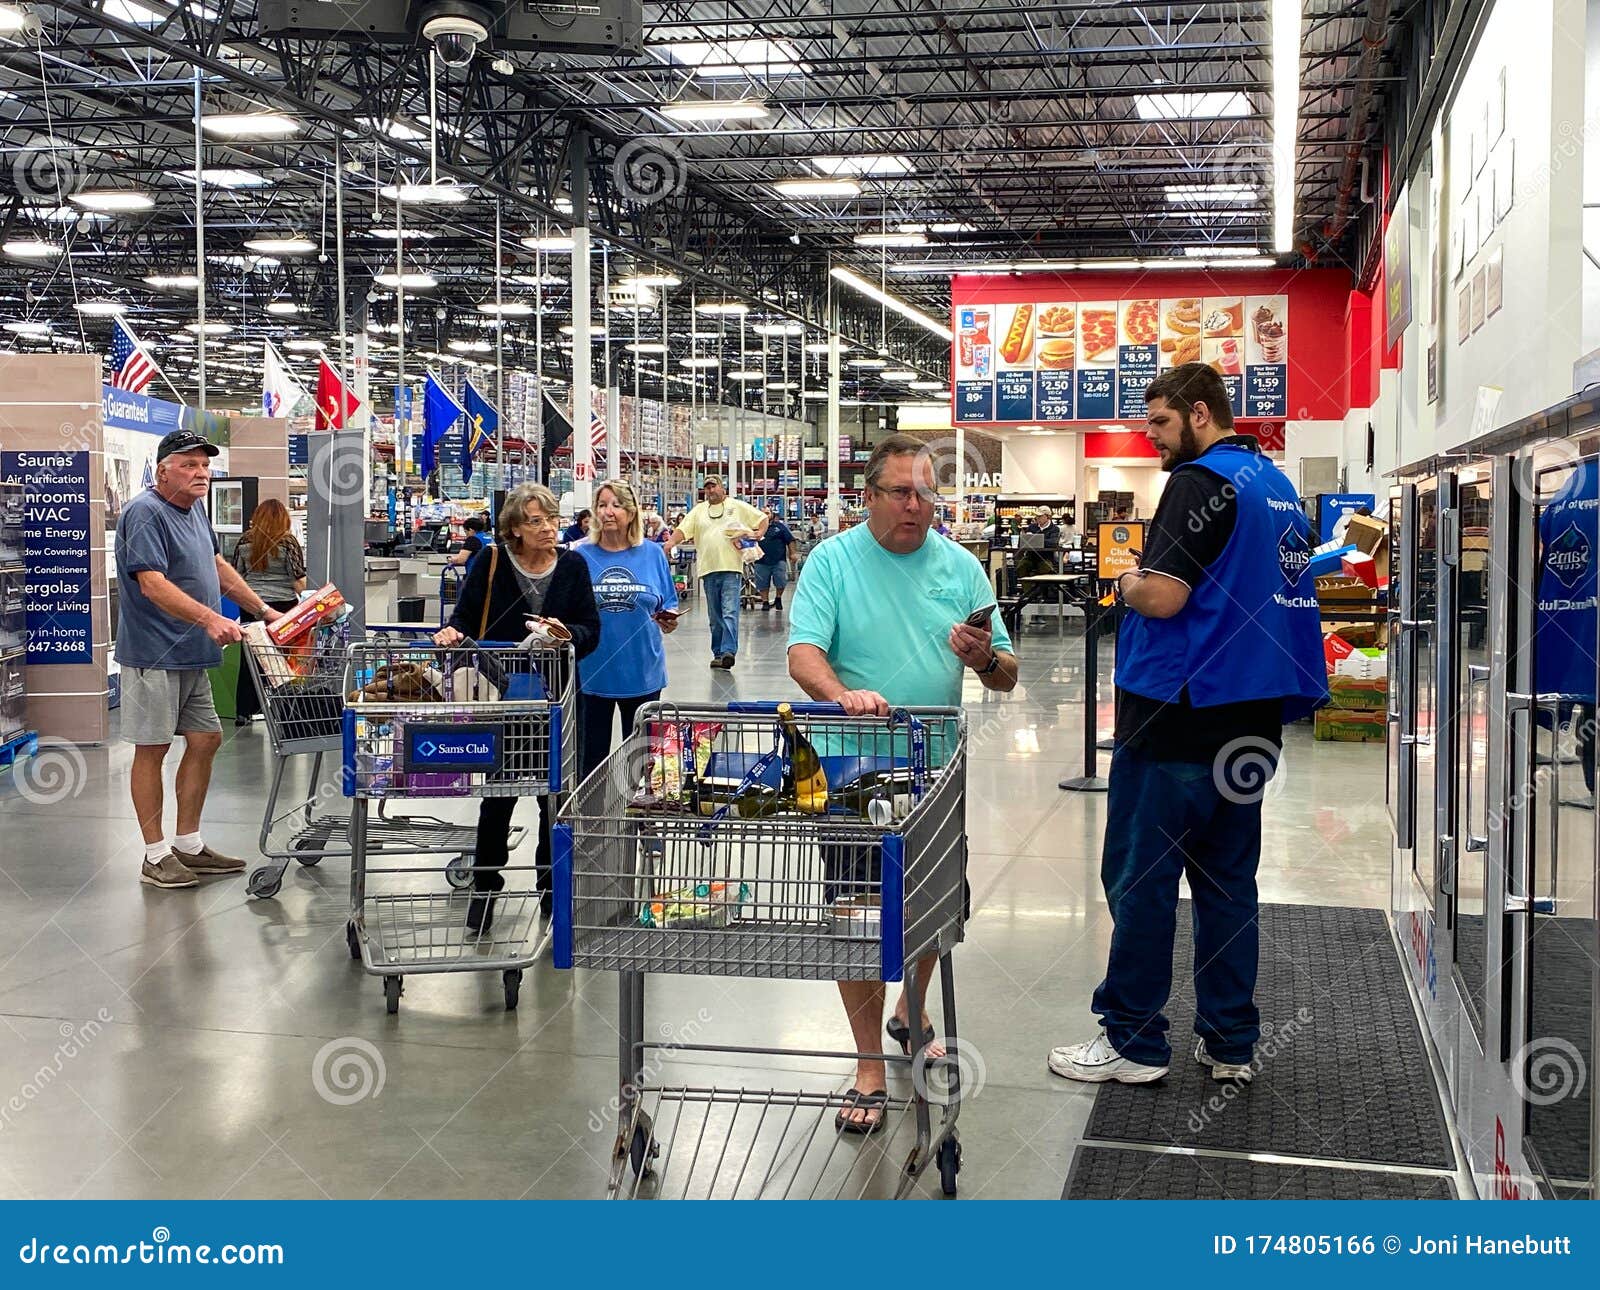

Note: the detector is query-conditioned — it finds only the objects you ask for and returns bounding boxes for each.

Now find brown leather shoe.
[140,854,199,889]
[177,844,246,875]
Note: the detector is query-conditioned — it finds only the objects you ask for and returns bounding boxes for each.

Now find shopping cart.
[343,635,575,1013]
[242,622,508,899]
[555,700,970,1198]
[439,564,464,624]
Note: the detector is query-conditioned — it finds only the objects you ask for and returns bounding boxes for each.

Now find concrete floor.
[0,602,1395,1199]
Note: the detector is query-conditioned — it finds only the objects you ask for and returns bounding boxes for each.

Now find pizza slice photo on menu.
[1079,308,1118,363]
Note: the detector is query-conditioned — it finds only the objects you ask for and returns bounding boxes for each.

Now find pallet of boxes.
[1314,512,1388,743]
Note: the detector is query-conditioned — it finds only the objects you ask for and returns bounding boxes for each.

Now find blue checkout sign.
[0,450,93,664]
[1075,366,1115,420]
[401,723,502,774]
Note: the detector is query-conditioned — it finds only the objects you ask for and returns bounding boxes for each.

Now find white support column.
[570,129,593,509]
[827,330,841,531]
[953,422,966,525]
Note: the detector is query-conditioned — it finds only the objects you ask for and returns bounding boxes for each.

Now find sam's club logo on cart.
[1545,522,1591,589]
[1277,525,1311,585]
[403,724,501,772]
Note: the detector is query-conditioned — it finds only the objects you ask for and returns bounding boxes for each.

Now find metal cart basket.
[555,700,969,1198]
[342,635,575,1012]
[242,622,506,900]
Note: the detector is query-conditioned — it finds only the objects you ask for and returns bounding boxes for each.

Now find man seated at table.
[1016,506,1061,592]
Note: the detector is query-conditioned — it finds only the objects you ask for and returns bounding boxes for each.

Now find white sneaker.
[1194,1038,1254,1083]
[1047,1033,1168,1084]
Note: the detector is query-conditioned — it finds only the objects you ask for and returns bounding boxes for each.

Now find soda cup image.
[972,309,991,343]
[974,344,993,378]
[960,333,976,367]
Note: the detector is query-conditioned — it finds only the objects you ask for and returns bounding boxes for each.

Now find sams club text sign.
[0,450,93,664]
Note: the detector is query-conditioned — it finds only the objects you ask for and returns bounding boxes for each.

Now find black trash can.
[396,595,425,623]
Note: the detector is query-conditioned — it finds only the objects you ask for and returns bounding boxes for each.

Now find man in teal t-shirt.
[787,434,1018,1134]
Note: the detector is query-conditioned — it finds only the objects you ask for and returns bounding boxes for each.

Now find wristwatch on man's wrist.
[978,651,1001,677]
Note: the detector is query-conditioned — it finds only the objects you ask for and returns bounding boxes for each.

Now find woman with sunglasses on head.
[231,499,307,726]
[572,479,679,782]
[434,483,599,931]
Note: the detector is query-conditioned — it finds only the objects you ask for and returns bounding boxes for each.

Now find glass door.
[1388,485,1417,849]
[1453,466,1494,1041]
[1413,480,1441,908]
[1518,453,1597,1199]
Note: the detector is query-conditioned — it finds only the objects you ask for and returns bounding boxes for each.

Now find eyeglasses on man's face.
[871,485,934,506]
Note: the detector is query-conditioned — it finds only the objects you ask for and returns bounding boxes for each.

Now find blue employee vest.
[1115,443,1329,722]
[1533,457,1598,702]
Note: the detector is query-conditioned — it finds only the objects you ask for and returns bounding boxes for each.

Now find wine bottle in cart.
[777,702,829,814]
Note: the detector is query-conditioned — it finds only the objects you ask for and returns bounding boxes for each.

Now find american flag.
[589,408,607,464]
[109,318,159,394]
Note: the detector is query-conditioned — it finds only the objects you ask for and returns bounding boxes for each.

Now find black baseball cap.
[156,430,220,461]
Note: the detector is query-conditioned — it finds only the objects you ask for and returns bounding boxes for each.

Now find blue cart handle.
[726,701,846,715]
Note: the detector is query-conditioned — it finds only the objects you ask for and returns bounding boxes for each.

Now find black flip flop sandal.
[835,1088,888,1135]
[885,1016,937,1055]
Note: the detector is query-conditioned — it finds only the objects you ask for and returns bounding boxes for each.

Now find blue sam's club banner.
[0,449,93,664]
[1319,492,1377,543]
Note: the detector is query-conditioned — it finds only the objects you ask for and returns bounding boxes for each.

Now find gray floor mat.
[1083,903,1453,1168]
[1064,1146,1456,1199]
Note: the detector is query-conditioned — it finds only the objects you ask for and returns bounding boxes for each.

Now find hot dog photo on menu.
[996,302,1036,369]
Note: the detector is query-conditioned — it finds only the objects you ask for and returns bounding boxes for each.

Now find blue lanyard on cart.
[696,724,785,844]
[889,708,928,801]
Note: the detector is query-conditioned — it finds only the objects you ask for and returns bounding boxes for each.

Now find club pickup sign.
[402,723,502,774]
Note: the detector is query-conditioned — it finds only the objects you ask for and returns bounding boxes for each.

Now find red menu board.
[951,269,1349,430]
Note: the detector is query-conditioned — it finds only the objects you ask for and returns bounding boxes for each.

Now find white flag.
[262,340,312,418]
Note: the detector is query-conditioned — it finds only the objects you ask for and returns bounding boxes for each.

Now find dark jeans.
[702,570,742,658]
[474,795,552,899]
[578,690,658,782]
[233,598,300,720]
[1091,744,1268,1066]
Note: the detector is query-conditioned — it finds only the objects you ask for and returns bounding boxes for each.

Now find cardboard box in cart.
[1314,707,1387,742]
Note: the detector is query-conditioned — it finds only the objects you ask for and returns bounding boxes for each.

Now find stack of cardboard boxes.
[1313,512,1389,742]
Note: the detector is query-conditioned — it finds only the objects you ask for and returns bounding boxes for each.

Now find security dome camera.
[422,12,489,69]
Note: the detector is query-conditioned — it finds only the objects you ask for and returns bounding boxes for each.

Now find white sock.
[173,832,204,855]
[145,841,170,864]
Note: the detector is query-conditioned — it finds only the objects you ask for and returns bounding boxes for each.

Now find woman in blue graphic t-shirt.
[574,479,680,780]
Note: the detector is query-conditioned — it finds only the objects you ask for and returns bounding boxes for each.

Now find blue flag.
[421,373,463,479]
[461,380,499,483]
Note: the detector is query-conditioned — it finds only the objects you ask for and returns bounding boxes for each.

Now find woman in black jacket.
[434,482,600,931]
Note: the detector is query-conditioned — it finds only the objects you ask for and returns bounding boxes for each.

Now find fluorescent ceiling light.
[25,204,109,224]
[881,369,918,381]
[752,322,804,335]
[376,271,437,290]
[510,272,565,287]
[773,178,861,199]
[1208,256,1278,268]
[74,300,127,316]
[2,239,62,259]
[365,224,437,240]
[897,221,976,235]
[1166,183,1259,204]
[522,234,574,253]
[1273,0,1301,253]
[478,301,534,316]
[448,340,492,353]
[266,300,300,315]
[365,117,427,141]
[680,356,720,368]
[0,5,32,32]
[145,273,200,289]
[690,330,722,340]
[4,320,52,336]
[210,252,279,269]
[184,321,234,335]
[380,181,470,205]
[695,300,748,315]
[661,39,809,78]
[202,112,300,139]
[804,342,835,354]
[848,357,888,369]
[244,235,316,254]
[764,381,797,390]
[71,188,154,211]
[619,272,682,288]
[659,98,771,123]
[1135,91,1251,121]
[829,266,954,342]
[854,231,928,248]
[626,342,668,354]
[559,324,606,337]
[729,370,764,381]
[813,155,912,177]
[910,379,945,390]
[169,167,267,189]
[1184,246,1257,257]
[284,338,324,351]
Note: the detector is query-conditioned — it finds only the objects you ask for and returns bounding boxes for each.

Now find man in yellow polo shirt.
[665,475,768,669]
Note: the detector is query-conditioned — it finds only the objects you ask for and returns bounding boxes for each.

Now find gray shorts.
[120,666,221,746]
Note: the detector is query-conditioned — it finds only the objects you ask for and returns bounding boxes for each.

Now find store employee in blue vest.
[1049,362,1327,1086]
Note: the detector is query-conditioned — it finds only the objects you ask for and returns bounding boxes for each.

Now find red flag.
[315,358,361,430]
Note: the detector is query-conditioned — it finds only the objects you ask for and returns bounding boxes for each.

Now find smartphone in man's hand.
[964,604,998,629]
